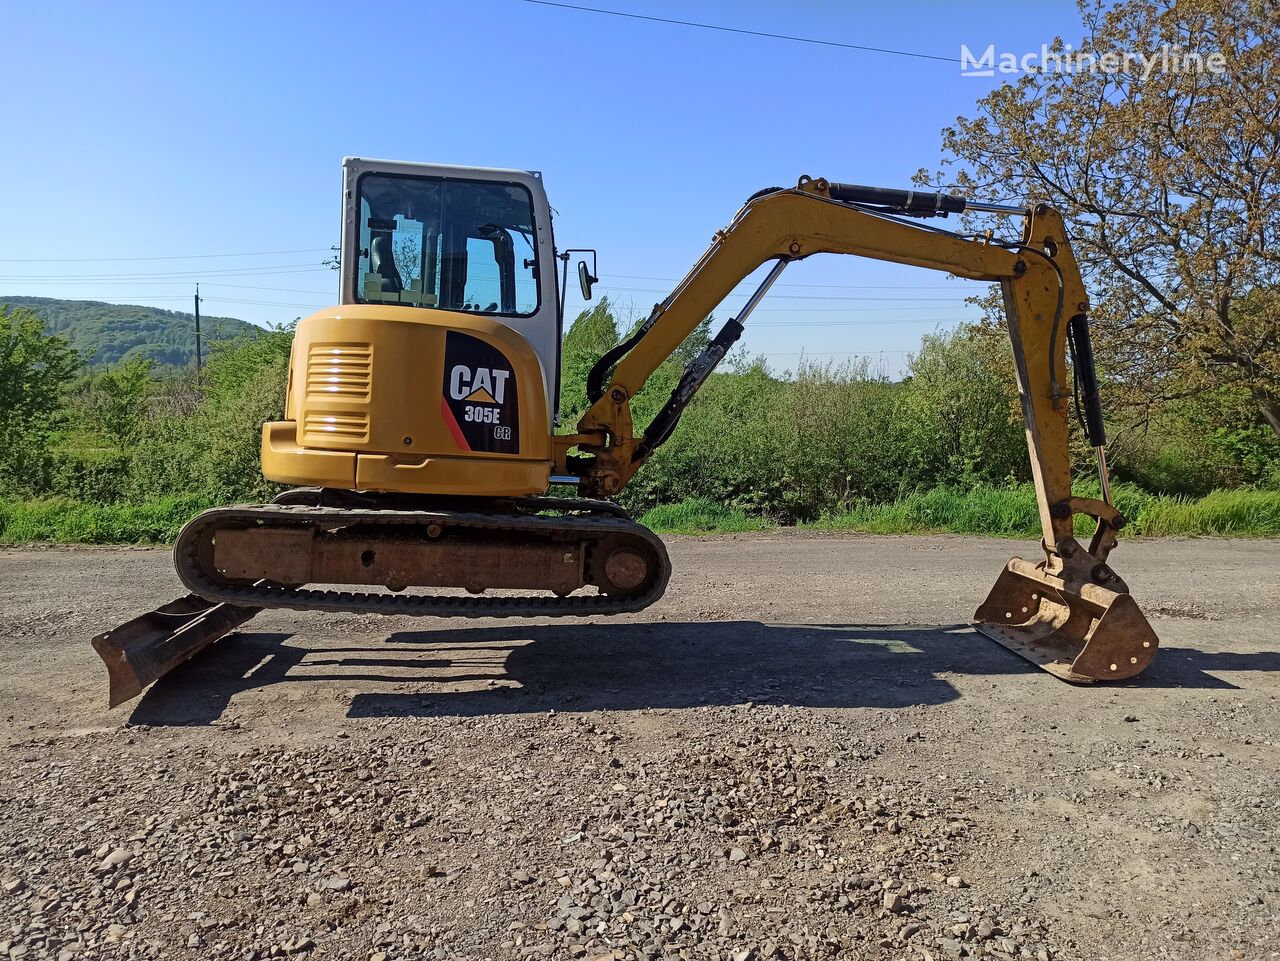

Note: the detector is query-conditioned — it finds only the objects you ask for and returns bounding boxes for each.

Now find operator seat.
[370,235,403,292]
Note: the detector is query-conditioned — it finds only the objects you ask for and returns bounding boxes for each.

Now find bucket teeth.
[973,556,1159,683]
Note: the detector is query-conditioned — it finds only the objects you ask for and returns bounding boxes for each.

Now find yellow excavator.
[92,158,1160,706]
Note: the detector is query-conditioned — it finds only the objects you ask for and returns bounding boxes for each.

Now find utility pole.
[194,283,203,382]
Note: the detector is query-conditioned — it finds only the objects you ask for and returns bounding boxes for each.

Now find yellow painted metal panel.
[264,303,552,496]
[355,453,550,496]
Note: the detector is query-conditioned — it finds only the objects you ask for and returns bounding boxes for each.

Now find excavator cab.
[259,159,567,498]
[342,158,563,420]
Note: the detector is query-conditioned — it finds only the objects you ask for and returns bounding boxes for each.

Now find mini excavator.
[92,158,1160,706]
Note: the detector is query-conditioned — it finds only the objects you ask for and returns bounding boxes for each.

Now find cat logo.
[441,332,521,454]
[449,365,511,405]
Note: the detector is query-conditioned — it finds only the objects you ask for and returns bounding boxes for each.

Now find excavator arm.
[557,176,1158,682]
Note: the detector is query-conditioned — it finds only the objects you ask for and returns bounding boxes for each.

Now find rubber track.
[174,504,671,619]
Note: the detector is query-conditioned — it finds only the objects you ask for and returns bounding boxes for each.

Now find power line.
[206,283,335,295]
[602,272,966,291]
[757,350,911,356]
[2,261,976,295]
[0,294,195,304]
[596,285,970,302]
[519,0,958,63]
[0,248,332,263]
[0,279,337,295]
[191,299,967,323]
[0,291,324,311]
[583,297,977,313]
[0,289,974,325]
[204,297,329,309]
[0,264,331,281]
[749,318,969,326]
[576,307,979,316]
[8,278,976,309]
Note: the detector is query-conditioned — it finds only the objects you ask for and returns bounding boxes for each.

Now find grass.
[2,486,1278,544]
[809,483,1280,538]
[1134,487,1280,537]
[811,485,1042,536]
[0,495,211,545]
[638,496,771,534]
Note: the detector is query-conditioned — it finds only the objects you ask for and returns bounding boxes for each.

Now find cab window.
[355,174,539,316]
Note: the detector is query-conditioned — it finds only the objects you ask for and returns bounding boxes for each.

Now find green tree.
[901,326,1026,488]
[1,296,255,366]
[777,359,903,514]
[924,0,1280,434]
[559,299,720,427]
[129,327,294,503]
[0,306,80,489]
[559,298,620,423]
[1121,383,1280,494]
[619,357,788,516]
[91,357,156,445]
[201,324,294,404]
[671,315,713,366]
[394,236,422,290]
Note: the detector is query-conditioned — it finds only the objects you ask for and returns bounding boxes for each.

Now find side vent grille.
[306,343,372,401]
[303,411,370,444]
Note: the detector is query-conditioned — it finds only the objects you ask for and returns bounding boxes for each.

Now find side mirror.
[557,248,599,316]
[578,260,598,300]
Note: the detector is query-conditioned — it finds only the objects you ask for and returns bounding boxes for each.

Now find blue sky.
[0,0,1087,375]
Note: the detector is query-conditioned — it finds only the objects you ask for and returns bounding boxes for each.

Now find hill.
[0,296,258,367]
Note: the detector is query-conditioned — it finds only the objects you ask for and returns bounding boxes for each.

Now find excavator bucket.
[973,556,1158,683]
[91,594,260,707]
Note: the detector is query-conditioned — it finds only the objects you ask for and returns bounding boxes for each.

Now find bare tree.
[393,236,422,290]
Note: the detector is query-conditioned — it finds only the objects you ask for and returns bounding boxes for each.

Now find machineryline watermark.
[960,43,1228,79]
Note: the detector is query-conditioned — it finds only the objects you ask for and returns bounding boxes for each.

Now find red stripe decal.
[440,396,470,450]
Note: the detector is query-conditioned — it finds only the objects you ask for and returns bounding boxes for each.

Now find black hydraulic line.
[586,308,656,403]
[1066,314,1107,447]
[991,241,1066,401]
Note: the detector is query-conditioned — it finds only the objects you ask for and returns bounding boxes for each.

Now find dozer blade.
[91,595,260,707]
[973,557,1159,683]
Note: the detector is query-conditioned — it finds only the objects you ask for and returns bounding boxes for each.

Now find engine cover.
[261,304,553,496]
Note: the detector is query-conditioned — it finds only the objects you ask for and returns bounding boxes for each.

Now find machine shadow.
[349,621,985,718]
[130,632,302,726]
[1133,646,1280,687]
[347,622,1267,719]
[127,621,1270,727]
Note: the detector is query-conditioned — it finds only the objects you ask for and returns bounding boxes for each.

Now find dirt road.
[1,533,1277,961]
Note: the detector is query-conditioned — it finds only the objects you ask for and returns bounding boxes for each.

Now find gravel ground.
[1,532,1277,961]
